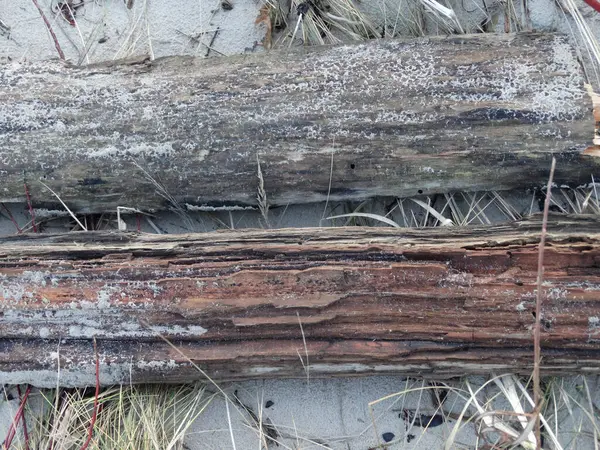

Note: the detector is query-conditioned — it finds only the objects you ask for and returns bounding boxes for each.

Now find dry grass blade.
[419,0,465,33]
[39,180,87,231]
[321,141,335,222]
[445,374,518,449]
[558,0,600,87]
[116,206,152,231]
[493,375,536,444]
[512,377,564,449]
[411,198,454,227]
[296,312,310,384]
[256,154,270,228]
[464,379,535,448]
[281,0,380,46]
[17,383,213,449]
[582,377,599,449]
[325,212,401,227]
[411,198,454,226]
[132,160,195,231]
[226,397,238,450]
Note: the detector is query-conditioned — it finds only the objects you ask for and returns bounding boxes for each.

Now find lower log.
[1,214,600,387]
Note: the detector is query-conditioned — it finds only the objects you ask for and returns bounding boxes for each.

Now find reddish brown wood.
[1,214,600,386]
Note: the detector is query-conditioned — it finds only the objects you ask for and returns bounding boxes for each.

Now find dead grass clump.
[4,383,211,450]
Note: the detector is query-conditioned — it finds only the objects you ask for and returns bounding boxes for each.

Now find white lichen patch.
[39,327,50,339]
[186,203,255,211]
[547,287,568,300]
[0,270,85,306]
[86,141,176,159]
[516,301,529,312]
[32,209,70,219]
[0,361,134,388]
[0,309,208,339]
[136,360,179,371]
[0,280,26,303]
[67,321,208,339]
[96,287,114,309]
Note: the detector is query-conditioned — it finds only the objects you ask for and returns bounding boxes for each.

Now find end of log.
[584,85,600,155]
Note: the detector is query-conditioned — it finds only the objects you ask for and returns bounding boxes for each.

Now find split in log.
[0,33,596,214]
[1,214,600,387]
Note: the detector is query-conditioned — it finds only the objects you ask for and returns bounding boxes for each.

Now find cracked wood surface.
[1,214,600,386]
[0,33,596,213]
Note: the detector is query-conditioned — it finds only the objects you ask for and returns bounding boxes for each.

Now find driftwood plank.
[0,33,596,213]
[1,214,600,387]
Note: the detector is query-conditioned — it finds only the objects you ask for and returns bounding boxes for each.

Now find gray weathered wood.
[0,33,596,213]
[1,214,600,387]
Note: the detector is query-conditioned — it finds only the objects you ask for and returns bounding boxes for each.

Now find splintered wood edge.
[584,84,600,155]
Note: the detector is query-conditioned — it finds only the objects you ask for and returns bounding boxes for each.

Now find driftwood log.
[1,214,600,387]
[0,33,596,213]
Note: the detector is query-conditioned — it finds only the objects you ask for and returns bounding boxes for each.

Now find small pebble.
[382,432,395,443]
[265,400,274,408]
[297,2,311,15]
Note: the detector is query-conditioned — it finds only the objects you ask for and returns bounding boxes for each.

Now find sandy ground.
[1,375,599,449]
[1,0,599,75]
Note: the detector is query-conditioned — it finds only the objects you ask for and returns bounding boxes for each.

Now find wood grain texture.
[1,214,600,386]
[0,33,595,213]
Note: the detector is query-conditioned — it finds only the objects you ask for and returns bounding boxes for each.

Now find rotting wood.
[0,33,596,214]
[1,214,600,387]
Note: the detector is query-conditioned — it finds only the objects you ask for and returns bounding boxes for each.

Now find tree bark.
[0,33,595,214]
[1,214,600,387]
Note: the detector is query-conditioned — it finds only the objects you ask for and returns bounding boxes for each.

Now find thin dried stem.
[80,337,100,450]
[31,0,65,60]
[0,203,22,233]
[533,157,556,449]
[2,384,32,449]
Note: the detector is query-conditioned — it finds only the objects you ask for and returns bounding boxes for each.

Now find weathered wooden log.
[1,214,600,387]
[0,33,596,213]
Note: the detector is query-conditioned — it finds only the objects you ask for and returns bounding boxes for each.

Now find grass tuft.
[8,383,212,450]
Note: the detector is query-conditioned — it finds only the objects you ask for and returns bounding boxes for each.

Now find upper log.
[0,33,596,213]
[1,214,600,387]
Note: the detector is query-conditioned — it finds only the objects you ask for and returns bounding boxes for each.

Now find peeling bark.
[0,33,595,213]
[1,214,600,386]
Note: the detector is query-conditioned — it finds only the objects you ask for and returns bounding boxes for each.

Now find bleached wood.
[0,33,595,213]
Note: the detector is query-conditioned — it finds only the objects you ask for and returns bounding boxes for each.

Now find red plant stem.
[533,157,556,450]
[0,203,22,234]
[80,338,100,450]
[583,0,600,13]
[23,183,37,233]
[2,385,32,450]
[30,0,66,60]
[17,386,31,450]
